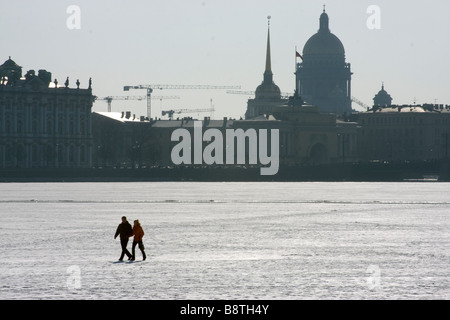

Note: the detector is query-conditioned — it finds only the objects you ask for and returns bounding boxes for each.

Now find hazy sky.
[1,0,449,119]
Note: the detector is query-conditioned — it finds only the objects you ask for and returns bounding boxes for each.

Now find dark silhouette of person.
[131,219,146,261]
[114,216,133,261]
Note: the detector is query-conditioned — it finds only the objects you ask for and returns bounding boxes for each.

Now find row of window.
[1,144,89,165]
[362,127,448,137]
[1,101,91,114]
[363,145,446,158]
[361,116,450,125]
[1,119,88,135]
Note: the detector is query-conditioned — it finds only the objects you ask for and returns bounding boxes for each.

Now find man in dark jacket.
[114,216,133,261]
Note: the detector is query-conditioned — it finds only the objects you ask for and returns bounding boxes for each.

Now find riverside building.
[0,57,94,169]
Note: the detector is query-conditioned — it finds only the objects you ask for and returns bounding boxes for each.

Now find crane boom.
[124,84,241,91]
[226,90,256,96]
[124,84,241,118]
[95,95,180,112]
[227,90,293,99]
[351,96,370,111]
[97,95,146,101]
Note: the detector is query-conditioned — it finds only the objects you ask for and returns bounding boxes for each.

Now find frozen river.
[0,182,449,300]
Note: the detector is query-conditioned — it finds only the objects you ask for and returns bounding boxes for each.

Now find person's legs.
[139,241,146,260]
[120,238,132,260]
[131,241,138,260]
[119,239,125,260]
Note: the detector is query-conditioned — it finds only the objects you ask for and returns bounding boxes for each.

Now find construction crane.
[95,95,180,112]
[351,96,371,111]
[162,108,215,120]
[226,90,256,96]
[227,90,293,99]
[124,84,241,119]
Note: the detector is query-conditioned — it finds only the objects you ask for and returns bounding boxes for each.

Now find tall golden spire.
[254,15,281,100]
[263,15,274,86]
[265,16,272,73]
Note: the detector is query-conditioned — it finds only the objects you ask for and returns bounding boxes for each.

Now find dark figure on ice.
[131,219,146,261]
[114,216,133,261]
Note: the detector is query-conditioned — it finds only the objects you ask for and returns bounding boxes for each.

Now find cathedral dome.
[302,11,345,57]
[373,83,392,106]
[303,32,345,56]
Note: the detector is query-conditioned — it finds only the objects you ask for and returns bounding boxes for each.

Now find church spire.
[253,15,281,102]
[264,16,273,82]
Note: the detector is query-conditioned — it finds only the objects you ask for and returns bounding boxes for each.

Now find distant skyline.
[1,0,449,119]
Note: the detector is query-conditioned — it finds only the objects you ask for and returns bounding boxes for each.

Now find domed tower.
[373,83,393,106]
[246,17,285,119]
[255,19,281,100]
[295,8,352,115]
[0,56,22,86]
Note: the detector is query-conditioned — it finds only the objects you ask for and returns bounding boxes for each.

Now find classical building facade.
[92,105,359,168]
[296,9,352,115]
[357,104,450,161]
[271,102,358,165]
[0,57,94,169]
[92,112,236,167]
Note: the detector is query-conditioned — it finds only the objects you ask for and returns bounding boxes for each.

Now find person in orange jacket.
[131,219,146,261]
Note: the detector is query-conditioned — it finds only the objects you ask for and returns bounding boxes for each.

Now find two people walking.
[114,216,147,261]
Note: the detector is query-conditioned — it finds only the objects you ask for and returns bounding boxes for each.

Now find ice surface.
[0,182,449,299]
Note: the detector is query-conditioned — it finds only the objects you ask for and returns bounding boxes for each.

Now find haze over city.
[2,1,450,305]
[1,0,449,119]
